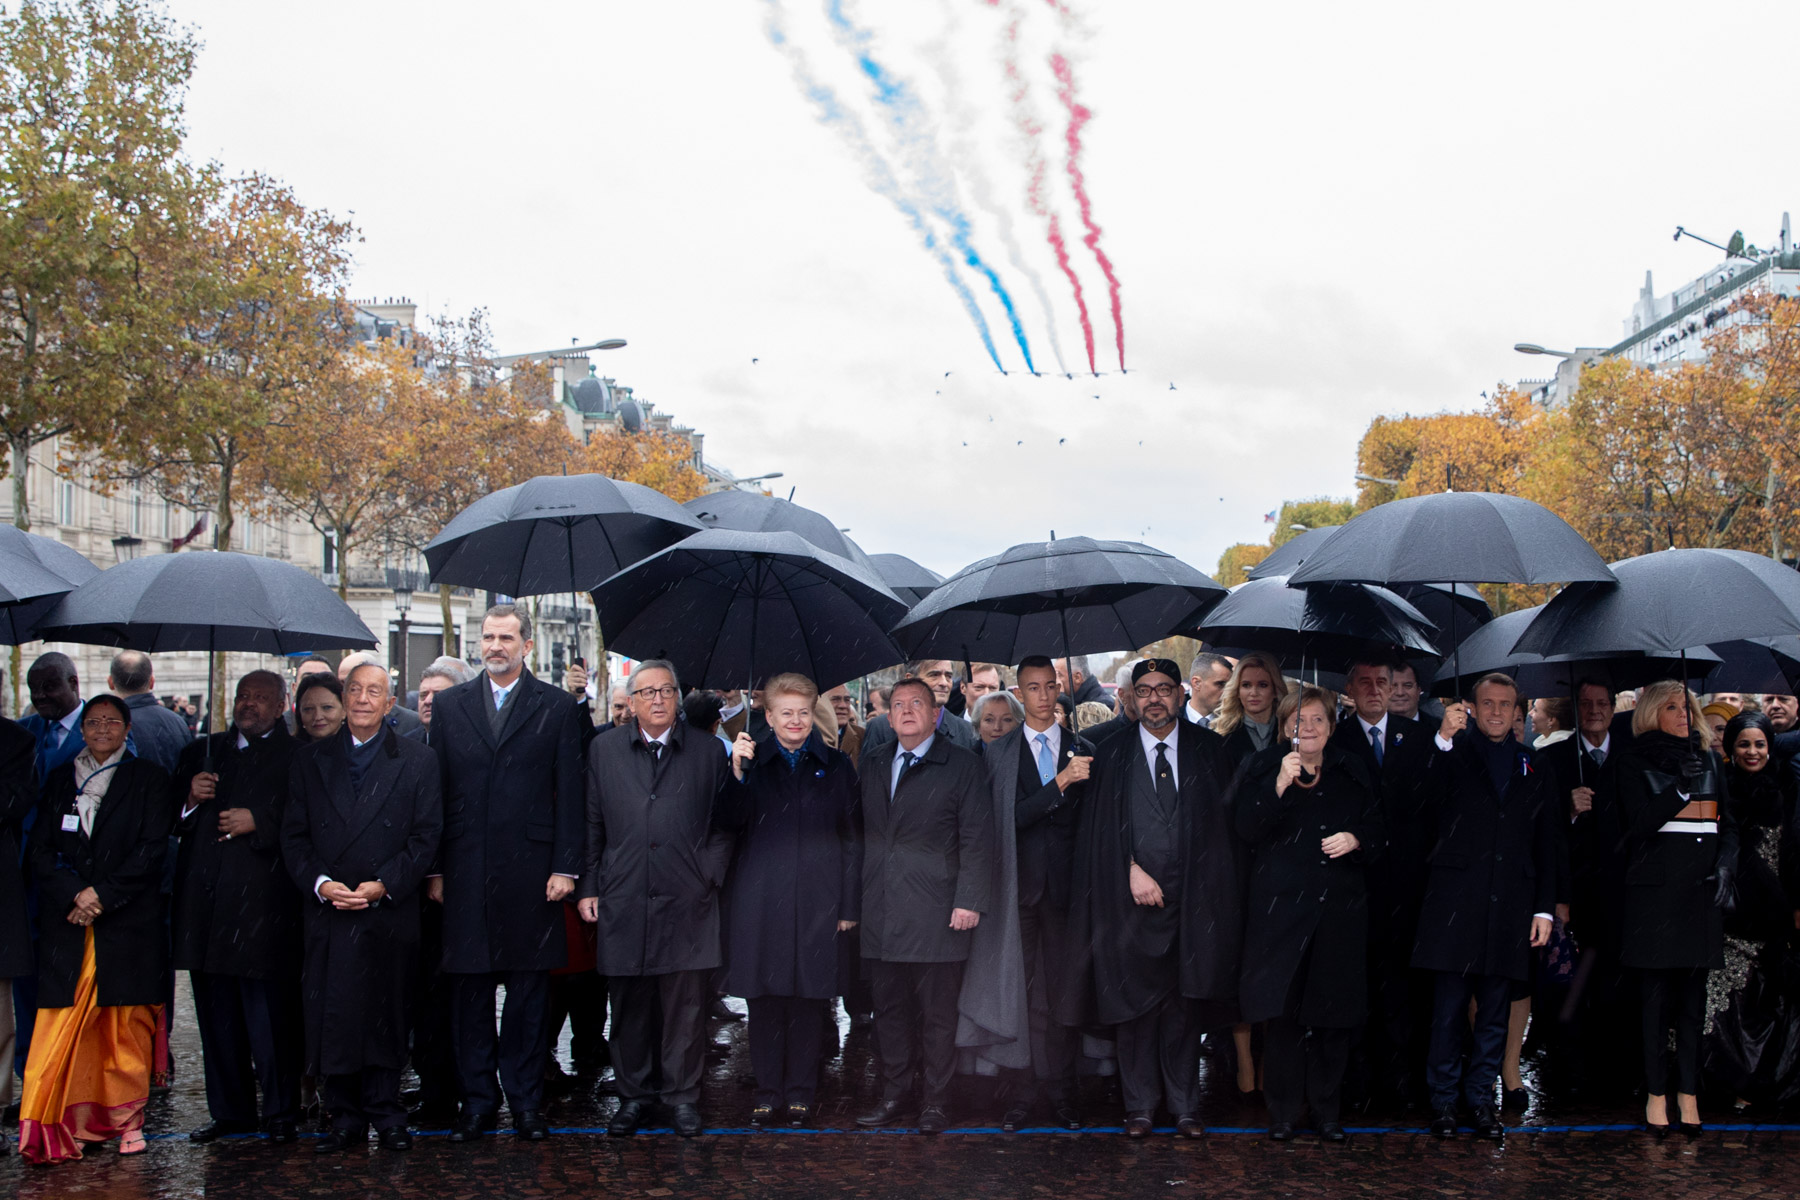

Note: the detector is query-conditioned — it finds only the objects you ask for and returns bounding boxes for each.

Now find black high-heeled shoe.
[1678,1121,1704,1137]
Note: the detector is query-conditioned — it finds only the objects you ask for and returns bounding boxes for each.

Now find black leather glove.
[1712,865,1737,912]
[1679,752,1712,795]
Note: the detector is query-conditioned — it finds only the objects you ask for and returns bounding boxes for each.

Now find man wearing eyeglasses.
[1065,659,1243,1139]
[427,604,585,1143]
[578,659,746,1137]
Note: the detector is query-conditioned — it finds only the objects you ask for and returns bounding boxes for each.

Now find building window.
[129,484,143,536]
[55,477,76,527]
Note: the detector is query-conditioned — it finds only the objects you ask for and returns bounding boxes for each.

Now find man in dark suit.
[1183,652,1232,727]
[1412,673,1559,1141]
[975,656,1094,1131]
[1065,659,1243,1139]
[578,660,742,1137]
[856,677,994,1133]
[284,660,442,1152]
[860,661,980,764]
[0,717,37,1153]
[1328,655,1432,1109]
[429,605,585,1143]
[172,670,304,1144]
[108,651,192,773]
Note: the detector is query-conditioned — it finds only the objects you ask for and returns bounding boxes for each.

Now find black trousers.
[323,1067,406,1133]
[868,959,964,1107]
[410,902,458,1111]
[1115,991,1204,1116]
[1264,1016,1352,1125]
[548,971,609,1071]
[450,969,549,1116]
[1640,966,1706,1096]
[190,970,302,1126]
[1016,902,1078,1102]
[747,995,826,1107]
[609,968,709,1106]
[1362,898,1427,1100]
[1425,970,1510,1111]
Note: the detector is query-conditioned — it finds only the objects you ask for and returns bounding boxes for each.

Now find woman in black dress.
[1617,680,1733,1135]
[1236,686,1384,1142]
[1704,711,1800,1110]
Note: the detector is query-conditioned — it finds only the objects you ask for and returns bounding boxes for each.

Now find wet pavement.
[6,986,1800,1199]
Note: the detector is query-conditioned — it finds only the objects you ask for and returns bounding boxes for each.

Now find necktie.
[649,740,663,760]
[1035,734,1055,786]
[47,725,65,751]
[495,686,509,712]
[1154,742,1177,812]
[1369,725,1384,765]
[1590,746,1605,768]
[896,750,917,796]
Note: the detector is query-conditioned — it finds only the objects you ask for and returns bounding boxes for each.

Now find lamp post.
[732,471,784,491]
[111,535,143,563]
[393,581,413,700]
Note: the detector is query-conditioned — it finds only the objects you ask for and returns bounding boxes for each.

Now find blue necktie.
[1369,725,1384,766]
[1035,733,1056,786]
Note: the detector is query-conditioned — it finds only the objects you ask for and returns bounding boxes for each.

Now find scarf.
[1241,715,1275,753]
[72,746,127,836]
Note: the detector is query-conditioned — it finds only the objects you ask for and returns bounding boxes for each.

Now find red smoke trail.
[995,3,1096,373]
[1050,52,1124,371]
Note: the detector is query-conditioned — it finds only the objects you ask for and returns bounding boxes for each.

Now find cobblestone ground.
[6,985,1799,1199]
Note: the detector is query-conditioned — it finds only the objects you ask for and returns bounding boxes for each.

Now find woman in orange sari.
[20,695,172,1164]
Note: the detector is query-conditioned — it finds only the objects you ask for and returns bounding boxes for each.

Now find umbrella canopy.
[589,528,907,690]
[35,551,378,654]
[1429,606,1719,699]
[424,474,703,595]
[683,490,873,570]
[1699,638,1800,696]
[1511,548,1800,658]
[1286,493,1615,588]
[868,552,945,609]
[1194,575,1441,673]
[1244,526,1339,581]
[890,536,1224,663]
[0,525,102,645]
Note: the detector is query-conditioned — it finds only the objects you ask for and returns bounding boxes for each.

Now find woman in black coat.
[1703,711,1800,1109]
[721,673,860,1128]
[20,695,171,1162]
[1617,681,1734,1135]
[1236,686,1384,1142]
[1213,652,1288,769]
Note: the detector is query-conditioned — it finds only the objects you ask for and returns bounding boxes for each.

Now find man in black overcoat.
[577,660,743,1138]
[428,605,584,1142]
[1328,656,1432,1108]
[856,677,994,1134]
[170,670,304,1144]
[962,656,1094,1131]
[0,717,36,1144]
[284,662,442,1152]
[859,660,980,766]
[1411,674,1558,1140]
[1061,659,1244,1139]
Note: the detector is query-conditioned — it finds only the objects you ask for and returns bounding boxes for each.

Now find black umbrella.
[868,553,945,609]
[1244,526,1339,581]
[35,551,378,768]
[1194,576,1441,677]
[683,490,873,569]
[424,474,703,595]
[1700,637,1800,696]
[589,529,907,690]
[0,525,101,644]
[1429,607,1720,699]
[1396,582,1494,635]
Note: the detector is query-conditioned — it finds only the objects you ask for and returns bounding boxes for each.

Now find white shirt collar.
[235,726,274,752]
[1185,703,1207,725]
[350,730,378,748]
[1024,720,1063,758]
[641,724,673,748]
[57,708,82,733]
[1359,713,1388,740]
[1139,723,1179,774]
[1582,731,1611,755]
[490,673,522,700]
[719,701,745,721]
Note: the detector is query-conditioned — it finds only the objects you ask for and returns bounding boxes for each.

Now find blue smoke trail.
[764,3,1002,371]
[825,0,1037,375]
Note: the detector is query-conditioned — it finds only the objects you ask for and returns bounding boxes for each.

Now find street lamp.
[1513,343,1579,358]
[1355,473,1403,486]
[111,535,144,563]
[393,581,413,699]
[734,472,784,489]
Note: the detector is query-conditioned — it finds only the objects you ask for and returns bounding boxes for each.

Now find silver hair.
[339,650,384,675]
[971,689,1025,726]
[420,655,475,686]
[633,658,681,693]
[1113,657,1145,687]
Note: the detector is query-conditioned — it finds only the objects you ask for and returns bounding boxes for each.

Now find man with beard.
[173,670,304,1144]
[1064,659,1243,1139]
[429,605,585,1142]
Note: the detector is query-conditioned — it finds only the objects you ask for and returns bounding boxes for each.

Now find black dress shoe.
[750,1104,776,1129]
[1679,1121,1705,1138]
[1320,1122,1347,1143]
[1429,1108,1459,1138]
[709,997,743,1021]
[378,1127,413,1152]
[608,1101,647,1136]
[1175,1113,1205,1139]
[1501,1086,1529,1111]
[265,1119,298,1144]
[190,1119,258,1143]
[1471,1105,1505,1140]
[918,1105,950,1134]
[786,1103,810,1128]
[1124,1111,1153,1139]
[1001,1105,1031,1133]
[315,1128,364,1153]
[705,1040,732,1061]
[1269,1121,1296,1141]
[856,1099,907,1128]
[514,1110,550,1140]
[672,1104,704,1138]
[447,1112,497,1143]
[1053,1101,1083,1130]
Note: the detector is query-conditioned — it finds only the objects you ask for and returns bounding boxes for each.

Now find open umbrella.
[1396,582,1494,635]
[891,537,1224,725]
[868,553,945,609]
[1700,637,1800,696]
[35,551,377,768]
[0,525,102,644]
[684,490,873,570]
[1428,607,1719,698]
[1194,575,1441,677]
[1244,526,1340,581]
[589,529,907,690]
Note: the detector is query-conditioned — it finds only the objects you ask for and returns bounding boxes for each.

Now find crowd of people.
[2,606,1798,1161]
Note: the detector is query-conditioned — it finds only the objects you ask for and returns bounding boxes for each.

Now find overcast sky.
[166,0,1796,579]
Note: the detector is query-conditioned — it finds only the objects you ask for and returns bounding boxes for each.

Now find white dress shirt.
[1139,724,1179,780]
[1024,720,1063,787]
[891,733,935,795]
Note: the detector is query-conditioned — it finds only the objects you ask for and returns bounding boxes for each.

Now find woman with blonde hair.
[1212,652,1289,767]
[1617,680,1730,1136]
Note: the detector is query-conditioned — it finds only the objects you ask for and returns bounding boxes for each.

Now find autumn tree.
[1272,497,1355,542]
[1707,292,1800,559]
[578,426,707,503]
[0,0,203,528]
[1214,543,1270,586]
[1354,387,1539,512]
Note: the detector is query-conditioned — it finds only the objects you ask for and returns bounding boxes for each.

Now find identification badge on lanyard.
[61,813,80,832]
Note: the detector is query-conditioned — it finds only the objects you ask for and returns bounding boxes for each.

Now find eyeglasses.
[632,685,678,700]
[1133,683,1180,700]
[80,717,125,730]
